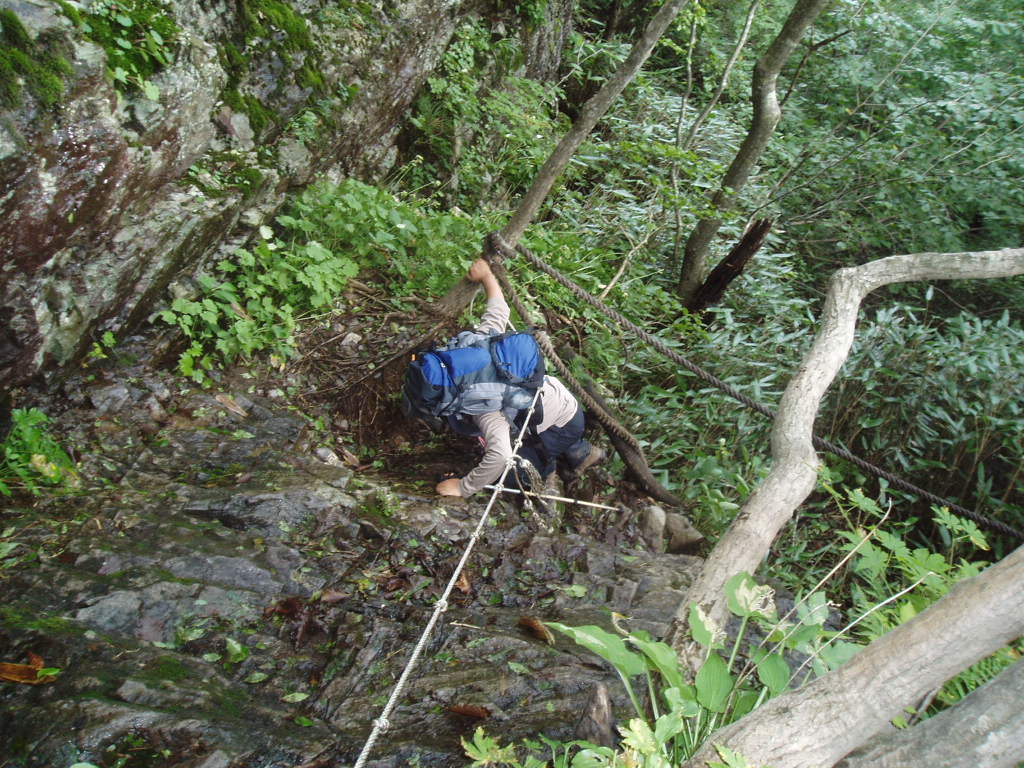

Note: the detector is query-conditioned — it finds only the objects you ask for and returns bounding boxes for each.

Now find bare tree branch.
[683,544,1024,768]
[667,248,1024,669]
[834,659,1024,768]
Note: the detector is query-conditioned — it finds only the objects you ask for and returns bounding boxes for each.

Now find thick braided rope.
[488,260,644,453]
[352,388,543,768]
[490,233,1023,541]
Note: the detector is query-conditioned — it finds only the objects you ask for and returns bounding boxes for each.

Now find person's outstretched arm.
[435,259,512,497]
[436,411,511,497]
[469,259,510,334]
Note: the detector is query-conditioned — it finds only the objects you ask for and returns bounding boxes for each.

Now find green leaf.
[571,748,617,768]
[225,637,250,663]
[664,686,701,717]
[688,603,724,649]
[202,652,222,663]
[709,744,752,768]
[0,541,20,559]
[653,710,685,743]
[797,591,830,626]
[754,650,790,695]
[619,718,657,755]
[282,691,309,703]
[546,623,646,677]
[695,652,734,713]
[244,671,269,683]
[725,571,776,619]
[627,635,684,690]
[846,488,882,516]
[507,661,531,676]
[294,715,314,727]
[820,640,862,671]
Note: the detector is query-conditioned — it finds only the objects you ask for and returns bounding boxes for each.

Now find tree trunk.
[833,659,1024,768]
[680,0,763,152]
[558,346,682,507]
[677,0,832,305]
[434,0,694,319]
[682,544,1024,768]
[687,218,773,313]
[666,248,1024,666]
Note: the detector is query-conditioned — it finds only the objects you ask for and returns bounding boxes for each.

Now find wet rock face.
[0,369,703,767]
[0,0,478,389]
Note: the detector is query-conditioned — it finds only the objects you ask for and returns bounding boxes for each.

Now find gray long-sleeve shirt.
[458,294,580,497]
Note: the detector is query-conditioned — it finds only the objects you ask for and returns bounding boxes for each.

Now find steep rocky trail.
[0,344,704,767]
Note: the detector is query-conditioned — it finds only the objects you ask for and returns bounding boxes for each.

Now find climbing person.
[402,258,604,498]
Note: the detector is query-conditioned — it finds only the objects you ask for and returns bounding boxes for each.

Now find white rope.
[484,484,620,511]
[351,387,543,768]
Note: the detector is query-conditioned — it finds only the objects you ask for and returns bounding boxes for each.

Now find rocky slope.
[0,0,573,390]
[0,338,704,767]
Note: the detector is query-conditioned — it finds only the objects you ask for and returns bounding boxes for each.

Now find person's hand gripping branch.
[467,257,503,301]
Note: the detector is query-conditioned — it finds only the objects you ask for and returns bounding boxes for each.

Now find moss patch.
[0,604,85,636]
[0,9,73,109]
[216,0,331,138]
[145,654,191,682]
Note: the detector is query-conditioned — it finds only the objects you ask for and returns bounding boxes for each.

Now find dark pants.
[517,407,591,480]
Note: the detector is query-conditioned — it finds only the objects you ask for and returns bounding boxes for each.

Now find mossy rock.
[0,8,72,109]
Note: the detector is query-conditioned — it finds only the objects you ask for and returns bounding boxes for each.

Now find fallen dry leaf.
[448,704,490,719]
[0,652,58,685]
[214,394,248,417]
[263,596,304,619]
[517,616,555,645]
[320,589,349,604]
[338,446,361,467]
[455,571,472,594]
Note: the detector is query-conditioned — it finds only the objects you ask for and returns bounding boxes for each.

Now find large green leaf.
[695,652,734,713]
[753,649,791,695]
[688,603,725,649]
[725,571,776,619]
[546,623,646,677]
[627,634,684,689]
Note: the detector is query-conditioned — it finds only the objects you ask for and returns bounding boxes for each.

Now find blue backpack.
[402,331,545,432]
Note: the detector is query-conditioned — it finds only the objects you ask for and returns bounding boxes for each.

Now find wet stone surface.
[0,368,704,767]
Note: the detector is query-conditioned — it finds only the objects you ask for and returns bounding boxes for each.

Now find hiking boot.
[574,445,605,475]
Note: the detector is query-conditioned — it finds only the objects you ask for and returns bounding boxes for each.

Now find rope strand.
[352,387,544,768]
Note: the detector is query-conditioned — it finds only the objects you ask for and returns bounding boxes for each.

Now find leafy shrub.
[0,409,78,497]
[281,178,497,298]
[59,0,179,100]
[405,20,564,209]
[159,222,357,381]
[825,302,1024,533]
[464,572,846,766]
[158,179,501,380]
[835,498,1020,717]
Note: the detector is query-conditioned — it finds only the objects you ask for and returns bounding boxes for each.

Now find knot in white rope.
[435,598,449,612]
[373,716,391,732]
